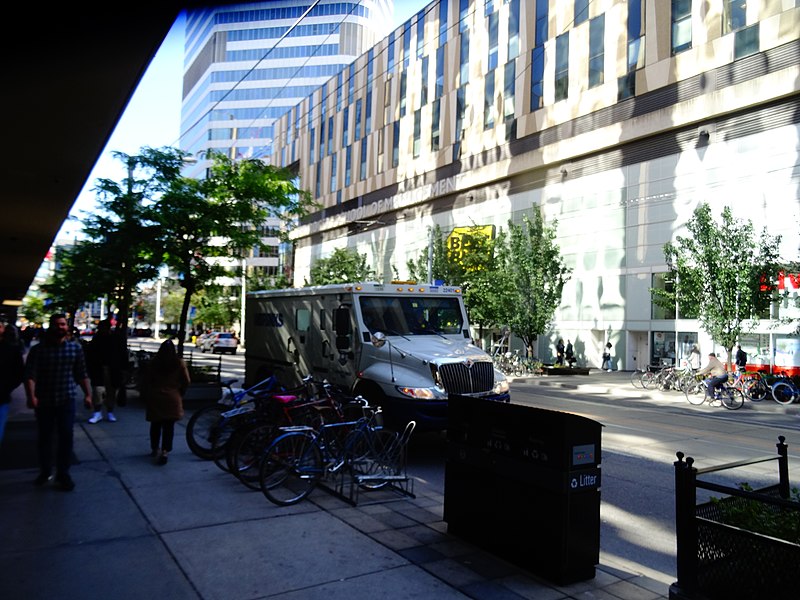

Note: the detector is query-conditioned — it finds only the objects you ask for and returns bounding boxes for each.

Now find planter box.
[688,488,800,599]
[542,366,590,376]
[183,382,222,403]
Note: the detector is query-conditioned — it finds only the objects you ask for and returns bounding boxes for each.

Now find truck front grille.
[438,361,494,394]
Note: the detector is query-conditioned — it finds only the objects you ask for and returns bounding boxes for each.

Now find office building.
[271,0,800,371]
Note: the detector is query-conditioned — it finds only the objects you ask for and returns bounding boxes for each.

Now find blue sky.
[60,1,429,240]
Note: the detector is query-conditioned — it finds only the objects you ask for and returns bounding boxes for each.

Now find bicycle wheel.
[347,428,400,490]
[630,370,643,388]
[743,379,768,402]
[771,382,799,406]
[211,417,244,472]
[640,371,657,389]
[259,431,321,506]
[685,381,706,405]
[185,404,225,459]
[720,387,744,410]
[231,423,279,490]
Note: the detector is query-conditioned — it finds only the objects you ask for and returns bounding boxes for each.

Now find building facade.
[180,0,393,278]
[272,0,800,372]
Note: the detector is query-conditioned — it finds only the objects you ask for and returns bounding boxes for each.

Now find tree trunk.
[177,280,194,357]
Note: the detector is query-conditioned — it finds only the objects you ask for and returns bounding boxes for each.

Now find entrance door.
[628,331,649,371]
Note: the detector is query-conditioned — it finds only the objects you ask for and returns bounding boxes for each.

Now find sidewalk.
[0,376,669,600]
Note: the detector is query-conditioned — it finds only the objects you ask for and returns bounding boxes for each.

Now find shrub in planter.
[711,482,800,544]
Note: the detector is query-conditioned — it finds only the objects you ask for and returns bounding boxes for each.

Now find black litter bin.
[444,395,602,585]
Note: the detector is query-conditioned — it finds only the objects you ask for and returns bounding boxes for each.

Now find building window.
[378,128,384,172]
[342,106,349,146]
[384,79,392,127]
[365,90,372,135]
[503,60,515,120]
[588,15,604,88]
[485,0,494,17]
[413,109,422,158]
[421,56,429,106]
[459,0,469,33]
[309,128,315,164]
[327,116,334,155]
[454,84,467,160]
[507,0,520,60]
[530,46,544,110]
[431,98,441,151]
[354,98,362,140]
[617,72,635,100]
[388,32,395,72]
[460,30,470,85]
[344,146,351,187]
[392,121,400,168]
[671,0,692,55]
[488,11,499,71]
[627,0,644,71]
[417,9,425,58]
[535,0,549,47]
[574,0,589,26]
[359,139,368,180]
[436,46,445,99]
[723,0,747,34]
[307,93,314,127]
[336,72,343,111]
[319,119,325,161]
[403,23,412,69]
[555,32,569,102]
[439,0,448,47]
[484,70,495,130]
[348,65,355,99]
[734,23,759,59]
[367,48,374,85]
[330,152,337,193]
[651,274,676,320]
[315,163,321,198]
[400,72,407,118]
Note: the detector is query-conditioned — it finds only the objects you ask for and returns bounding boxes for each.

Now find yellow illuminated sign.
[446,225,495,264]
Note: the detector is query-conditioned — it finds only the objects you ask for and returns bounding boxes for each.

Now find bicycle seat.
[272,395,301,404]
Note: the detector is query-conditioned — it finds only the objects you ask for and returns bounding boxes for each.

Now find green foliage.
[501,210,571,357]
[712,483,800,544]
[306,247,376,285]
[656,203,784,364]
[20,295,46,325]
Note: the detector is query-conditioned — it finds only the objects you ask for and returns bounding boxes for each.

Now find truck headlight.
[396,386,446,400]
[493,378,510,395]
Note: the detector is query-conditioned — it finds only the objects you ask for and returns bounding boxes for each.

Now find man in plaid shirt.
[24,313,92,491]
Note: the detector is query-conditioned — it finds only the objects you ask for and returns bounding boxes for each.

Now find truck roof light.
[408,287,414,292]
[418,288,425,292]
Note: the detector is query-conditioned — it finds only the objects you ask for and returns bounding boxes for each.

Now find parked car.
[194,332,212,348]
[201,332,238,355]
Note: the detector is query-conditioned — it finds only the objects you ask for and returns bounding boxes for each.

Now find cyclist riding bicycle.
[697,352,728,398]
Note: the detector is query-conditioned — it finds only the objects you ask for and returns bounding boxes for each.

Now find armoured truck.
[244,282,510,431]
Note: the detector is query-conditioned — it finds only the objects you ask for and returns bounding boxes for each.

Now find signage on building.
[446,225,495,264]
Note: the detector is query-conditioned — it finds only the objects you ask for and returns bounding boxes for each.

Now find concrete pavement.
[0,371,672,600]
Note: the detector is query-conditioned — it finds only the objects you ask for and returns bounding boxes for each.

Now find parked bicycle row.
[184,374,415,506]
[492,349,544,377]
[630,364,800,409]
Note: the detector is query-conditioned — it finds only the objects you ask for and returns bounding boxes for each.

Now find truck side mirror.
[335,335,350,351]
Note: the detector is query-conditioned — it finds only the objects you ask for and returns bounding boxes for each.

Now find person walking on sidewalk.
[0,321,25,445]
[86,319,128,424]
[555,339,565,366]
[23,314,92,491]
[602,342,613,371]
[143,339,190,465]
[565,339,575,368]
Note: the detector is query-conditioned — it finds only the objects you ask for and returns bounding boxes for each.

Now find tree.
[79,147,186,332]
[654,203,783,367]
[41,242,106,328]
[306,247,376,285]
[20,295,46,326]
[406,225,511,340]
[155,150,315,355]
[500,209,571,358]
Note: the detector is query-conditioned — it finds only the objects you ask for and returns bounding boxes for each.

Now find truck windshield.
[359,296,464,335]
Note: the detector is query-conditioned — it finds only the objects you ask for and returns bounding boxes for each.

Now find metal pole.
[674,452,698,594]
[240,257,246,348]
[154,278,162,340]
[777,435,790,499]
[426,226,433,284]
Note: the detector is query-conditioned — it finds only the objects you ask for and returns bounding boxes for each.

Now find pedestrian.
[735,345,747,373]
[565,339,575,367]
[602,342,613,371]
[85,319,128,423]
[23,314,92,491]
[556,338,565,366]
[0,321,25,445]
[143,339,190,465]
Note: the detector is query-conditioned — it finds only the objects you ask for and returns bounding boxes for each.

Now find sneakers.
[55,475,75,492]
[157,453,168,466]
[88,411,103,424]
[106,412,117,422]
[34,472,51,486]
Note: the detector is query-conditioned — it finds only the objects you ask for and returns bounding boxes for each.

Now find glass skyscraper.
[180,1,392,171]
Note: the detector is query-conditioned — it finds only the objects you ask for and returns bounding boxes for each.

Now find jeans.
[706,374,729,397]
[0,402,9,446]
[35,401,76,477]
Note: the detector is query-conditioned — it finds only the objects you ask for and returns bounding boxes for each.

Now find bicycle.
[630,365,659,388]
[258,400,416,506]
[185,375,286,460]
[769,373,800,405]
[684,375,744,410]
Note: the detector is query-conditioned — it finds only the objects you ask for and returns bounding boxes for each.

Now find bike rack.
[320,420,417,506]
